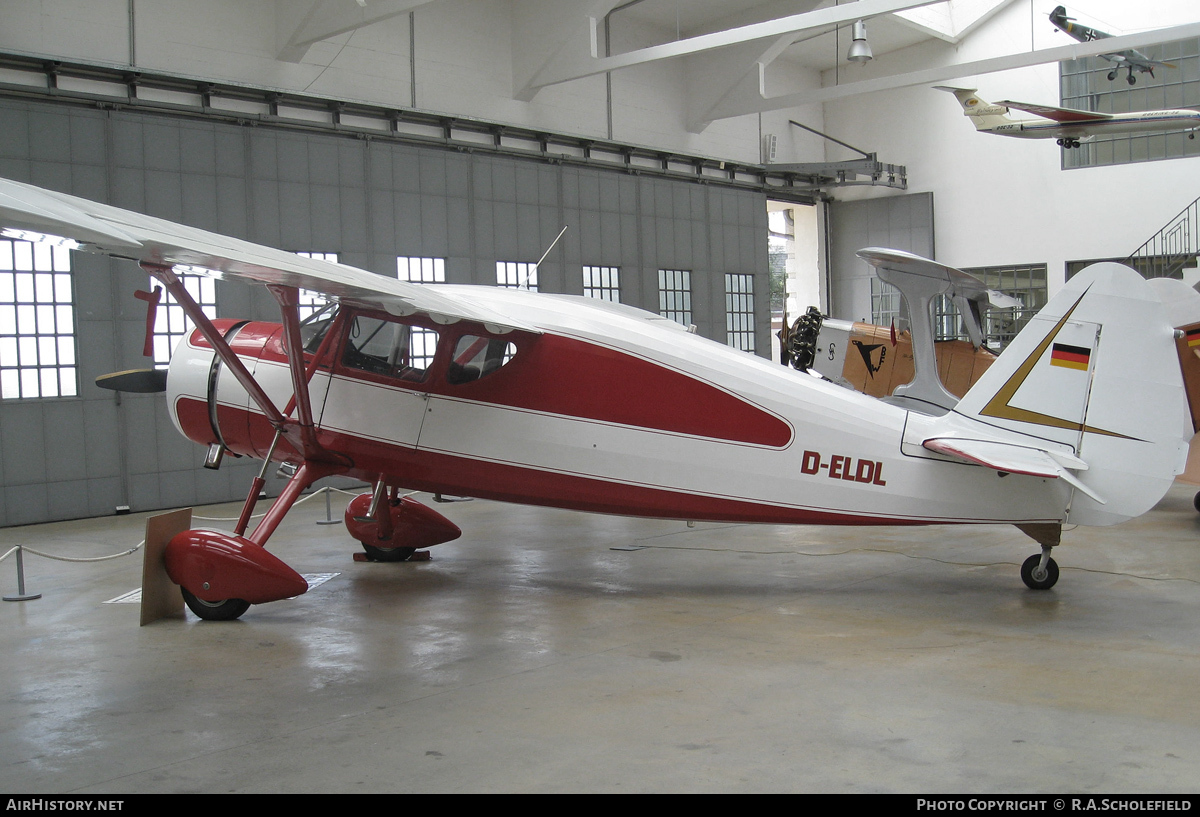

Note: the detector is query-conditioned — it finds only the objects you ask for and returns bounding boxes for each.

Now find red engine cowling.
[164,529,309,604]
[344,493,462,552]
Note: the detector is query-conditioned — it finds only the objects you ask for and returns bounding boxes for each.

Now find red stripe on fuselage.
[191,319,793,449]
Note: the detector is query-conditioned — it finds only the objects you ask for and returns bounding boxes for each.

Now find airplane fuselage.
[988,109,1200,141]
[166,287,1070,528]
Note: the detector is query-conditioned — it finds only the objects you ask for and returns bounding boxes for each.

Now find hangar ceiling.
[270,0,1200,133]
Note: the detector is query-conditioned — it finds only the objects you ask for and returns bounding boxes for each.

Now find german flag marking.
[1186,327,1200,348]
[1050,343,1090,370]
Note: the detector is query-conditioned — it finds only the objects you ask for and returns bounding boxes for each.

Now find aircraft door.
[318,312,438,449]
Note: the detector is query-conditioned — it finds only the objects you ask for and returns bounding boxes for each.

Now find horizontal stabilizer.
[923,436,1104,504]
[996,101,1113,123]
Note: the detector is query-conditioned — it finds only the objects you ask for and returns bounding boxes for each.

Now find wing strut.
[268,285,321,457]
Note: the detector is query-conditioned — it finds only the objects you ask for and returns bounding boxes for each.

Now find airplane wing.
[923,436,1105,504]
[0,176,539,334]
[994,101,1114,123]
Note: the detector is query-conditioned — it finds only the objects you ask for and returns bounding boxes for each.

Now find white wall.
[822,0,1200,296]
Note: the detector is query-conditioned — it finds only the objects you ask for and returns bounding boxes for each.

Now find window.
[152,266,217,368]
[725,273,756,353]
[446,334,517,385]
[583,266,620,302]
[870,278,901,328]
[0,237,76,399]
[934,264,1048,350]
[398,256,446,283]
[1061,35,1200,169]
[342,315,438,383]
[496,261,538,291]
[295,252,338,319]
[658,269,692,326]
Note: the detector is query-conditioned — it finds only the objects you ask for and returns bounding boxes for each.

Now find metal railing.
[1128,195,1200,279]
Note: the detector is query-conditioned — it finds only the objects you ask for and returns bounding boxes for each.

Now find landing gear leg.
[1015,523,1062,590]
[1021,550,1060,590]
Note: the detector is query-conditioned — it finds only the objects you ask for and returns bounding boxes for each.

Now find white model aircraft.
[936,86,1200,148]
[0,177,1190,620]
[1049,6,1175,86]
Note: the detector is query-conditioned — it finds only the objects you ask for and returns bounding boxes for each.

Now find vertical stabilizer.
[952,263,1190,525]
[934,86,1017,132]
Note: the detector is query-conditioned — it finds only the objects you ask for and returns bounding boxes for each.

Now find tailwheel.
[1020,554,1059,590]
[361,544,417,563]
[181,588,251,621]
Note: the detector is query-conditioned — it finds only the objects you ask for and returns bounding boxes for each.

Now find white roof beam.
[513,0,623,103]
[518,0,944,98]
[276,0,439,63]
[702,20,1200,123]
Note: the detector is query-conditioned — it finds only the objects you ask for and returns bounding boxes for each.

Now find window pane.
[0,238,78,399]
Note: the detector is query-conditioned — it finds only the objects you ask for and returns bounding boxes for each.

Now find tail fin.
[934,86,1016,132]
[952,263,1190,526]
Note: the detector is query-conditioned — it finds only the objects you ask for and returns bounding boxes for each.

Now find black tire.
[1192,490,1200,513]
[362,544,417,563]
[1020,554,1059,590]
[181,588,251,621]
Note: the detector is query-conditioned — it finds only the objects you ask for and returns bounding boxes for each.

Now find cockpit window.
[342,315,438,383]
[447,335,517,385]
[299,303,338,353]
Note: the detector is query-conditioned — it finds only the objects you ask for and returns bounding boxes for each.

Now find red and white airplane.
[0,177,1191,620]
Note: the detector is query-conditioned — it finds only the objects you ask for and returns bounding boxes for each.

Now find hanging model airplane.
[0,177,1191,620]
[1049,5,1176,85]
[936,86,1200,148]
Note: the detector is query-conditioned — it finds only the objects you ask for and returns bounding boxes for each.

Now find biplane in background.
[0,177,1190,620]
[780,251,1200,507]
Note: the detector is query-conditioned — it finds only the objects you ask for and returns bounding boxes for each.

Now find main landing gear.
[344,480,462,563]
[1056,138,1082,149]
[181,589,252,622]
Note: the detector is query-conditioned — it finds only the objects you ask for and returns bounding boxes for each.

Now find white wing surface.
[0,176,538,334]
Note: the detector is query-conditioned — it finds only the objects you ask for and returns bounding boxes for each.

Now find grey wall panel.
[310,185,344,250]
[0,107,30,159]
[179,126,217,175]
[396,191,423,251]
[2,402,47,486]
[28,110,71,163]
[829,192,934,322]
[420,195,449,254]
[145,170,184,221]
[446,198,471,258]
[68,114,106,167]
[0,96,769,526]
[181,173,219,233]
[41,401,88,482]
[144,122,182,173]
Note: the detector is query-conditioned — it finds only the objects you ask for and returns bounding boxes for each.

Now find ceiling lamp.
[847,19,873,63]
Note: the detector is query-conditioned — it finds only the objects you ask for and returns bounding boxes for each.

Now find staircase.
[1128,195,1200,282]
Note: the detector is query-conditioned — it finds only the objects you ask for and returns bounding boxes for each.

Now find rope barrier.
[0,484,364,573]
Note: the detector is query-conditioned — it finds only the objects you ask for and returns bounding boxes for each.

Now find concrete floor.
[2,483,1200,794]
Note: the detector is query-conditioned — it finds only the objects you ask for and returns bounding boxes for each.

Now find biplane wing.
[0,176,538,334]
